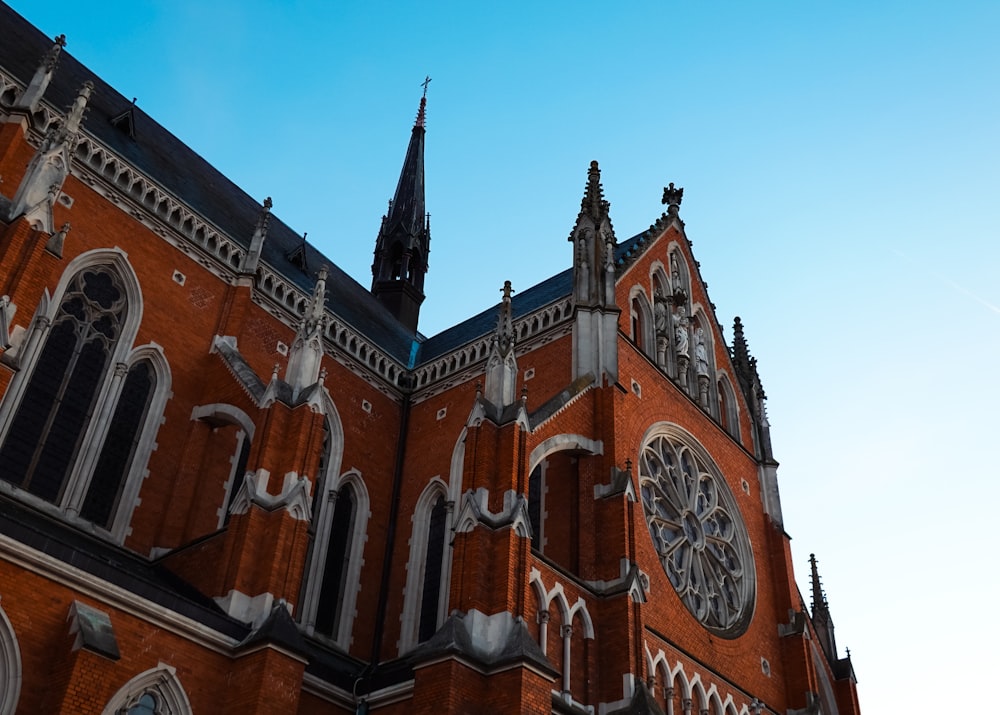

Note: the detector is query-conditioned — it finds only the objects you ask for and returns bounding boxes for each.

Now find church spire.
[371,80,432,332]
[809,553,839,664]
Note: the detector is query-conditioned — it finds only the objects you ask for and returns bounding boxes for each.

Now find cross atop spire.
[371,87,432,332]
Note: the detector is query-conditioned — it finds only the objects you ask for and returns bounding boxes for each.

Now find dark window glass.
[126,692,158,714]
[0,267,126,504]
[81,361,155,529]
[528,465,542,551]
[418,495,447,642]
[315,484,355,638]
[223,433,252,525]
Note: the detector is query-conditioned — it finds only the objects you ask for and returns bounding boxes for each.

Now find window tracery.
[0,256,166,540]
[638,427,755,637]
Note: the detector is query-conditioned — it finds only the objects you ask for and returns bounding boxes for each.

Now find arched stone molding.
[707,688,725,714]
[689,306,717,411]
[0,249,156,535]
[716,370,740,441]
[84,342,172,542]
[398,477,453,654]
[528,568,595,698]
[0,598,21,715]
[192,403,257,529]
[299,467,370,649]
[101,662,192,715]
[666,243,692,302]
[628,285,655,358]
[690,678,708,714]
[528,434,603,475]
[447,426,468,506]
[0,248,143,439]
[190,402,256,439]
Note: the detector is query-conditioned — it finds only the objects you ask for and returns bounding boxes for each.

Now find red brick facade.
[0,5,860,714]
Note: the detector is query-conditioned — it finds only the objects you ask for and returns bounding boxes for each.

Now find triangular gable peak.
[613,184,751,445]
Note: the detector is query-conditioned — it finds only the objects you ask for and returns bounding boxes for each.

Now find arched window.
[0,255,166,540]
[81,360,156,529]
[418,494,448,643]
[398,480,452,652]
[0,599,21,715]
[629,290,654,358]
[102,664,192,715]
[528,463,544,551]
[716,375,739,440]
[314,483,356,639]
[0,266,127,502]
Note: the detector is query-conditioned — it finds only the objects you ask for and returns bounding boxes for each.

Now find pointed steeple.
[484,281,518,408]
[371,81,432,332]
[15,34,66,113]
[809,553,839,664]
[567,161,620,382]
[7,81,93,233]
[731,316,783,524]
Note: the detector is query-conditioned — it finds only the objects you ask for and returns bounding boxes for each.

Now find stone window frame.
[0,597,21,715]
[299,468,370,651]
[637,422,756,638]
[397,477,453,654]
[628,285,655,358]
[715,371,740,441]
[192,403,257,530]
[0,249,170,543]
[101,662,192,715]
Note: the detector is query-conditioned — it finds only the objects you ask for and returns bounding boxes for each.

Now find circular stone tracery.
[638,430,755,637]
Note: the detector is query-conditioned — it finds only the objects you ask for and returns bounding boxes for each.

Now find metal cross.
[421,75,432,97]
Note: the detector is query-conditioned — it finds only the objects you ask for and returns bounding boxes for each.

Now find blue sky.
[9,2,1000,711]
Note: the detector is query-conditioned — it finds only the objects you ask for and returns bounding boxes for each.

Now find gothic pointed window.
[314,483,356,639]
[80,360,155,529]
[0,267,126,503]
[0,255,168,540]
[528,464,543,551]
[0,600,21,715]
[418,494,447,642]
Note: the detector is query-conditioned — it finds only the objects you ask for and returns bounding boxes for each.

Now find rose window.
[638,431,755,637]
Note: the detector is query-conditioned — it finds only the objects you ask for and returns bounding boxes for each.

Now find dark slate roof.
[0,492,248,640]
[0,3,652,372]
[416,231,644,364]
[0,2,417,363]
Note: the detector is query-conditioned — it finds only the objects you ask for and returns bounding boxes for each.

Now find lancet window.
[0,255,167,540]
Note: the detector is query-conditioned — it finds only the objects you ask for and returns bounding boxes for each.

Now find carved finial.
[17,34,68,112]
[501,280,514,302]
[45,221,70,257]
[272,363,280,380]
[661,182,684,212]
[241,197,273,275]
[45,34,67,71]
[521,384,528,402]
[64,81,94,135]
[625,458,632,474]
[475,381,482,398]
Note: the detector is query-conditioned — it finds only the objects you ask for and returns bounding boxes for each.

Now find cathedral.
[0,4,861,714]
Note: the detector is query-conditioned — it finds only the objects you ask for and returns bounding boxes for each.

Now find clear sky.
[9,1,1000,711]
